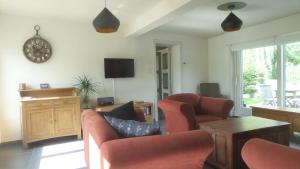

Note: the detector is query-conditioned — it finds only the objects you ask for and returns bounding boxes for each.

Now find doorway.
[155,43,182,120]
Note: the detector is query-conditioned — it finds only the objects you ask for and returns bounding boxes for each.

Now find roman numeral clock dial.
[23,25,52,63]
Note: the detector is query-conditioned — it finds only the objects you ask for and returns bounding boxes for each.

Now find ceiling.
[158,0,300,37]
[0,0,300,37]
[0,0,161,24]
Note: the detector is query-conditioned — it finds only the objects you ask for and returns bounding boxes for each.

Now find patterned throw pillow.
[104,115,161,138]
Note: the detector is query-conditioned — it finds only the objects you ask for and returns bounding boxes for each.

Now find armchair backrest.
[166,93,233,118]
[166,93,201,113]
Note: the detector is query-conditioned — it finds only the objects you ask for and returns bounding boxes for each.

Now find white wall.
[0,14,208,142]
[208,13,300,100]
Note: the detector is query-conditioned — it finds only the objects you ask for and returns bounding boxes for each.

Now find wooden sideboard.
[20,88,81,148]
[252,106,300,133]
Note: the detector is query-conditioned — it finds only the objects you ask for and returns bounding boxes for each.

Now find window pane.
[162,53,168,69]
[284,42,300,108]
[242,46,278,108]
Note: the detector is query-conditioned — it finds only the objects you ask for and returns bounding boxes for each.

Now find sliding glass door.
[284,42,300,108]
[234,41,300,116]
[241,46,278,108]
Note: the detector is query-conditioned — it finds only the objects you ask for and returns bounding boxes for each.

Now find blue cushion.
[104,115,161,138]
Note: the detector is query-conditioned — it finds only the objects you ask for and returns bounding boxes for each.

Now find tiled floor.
[0,136,86,169]
[1,133,299,169]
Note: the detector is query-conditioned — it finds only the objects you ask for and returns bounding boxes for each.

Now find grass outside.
[243,97,263,107]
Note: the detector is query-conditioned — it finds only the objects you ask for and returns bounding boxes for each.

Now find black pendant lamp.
[93,0,120,33]
[217,2,246,32]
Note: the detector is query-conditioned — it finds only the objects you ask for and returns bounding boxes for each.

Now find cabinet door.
[53,104,77,136]
[25,108,53,140]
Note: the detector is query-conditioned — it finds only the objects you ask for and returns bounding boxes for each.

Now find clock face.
[23,37,52,63]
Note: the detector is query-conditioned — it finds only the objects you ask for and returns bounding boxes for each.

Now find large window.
[241,41,300,108]
[284,42,300,108]
[242,46,278,107]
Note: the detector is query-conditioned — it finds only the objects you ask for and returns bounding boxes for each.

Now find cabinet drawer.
[53,99,77,106]
[23,101,52,109]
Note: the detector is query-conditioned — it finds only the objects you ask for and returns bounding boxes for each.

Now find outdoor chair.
[259,84,277,106]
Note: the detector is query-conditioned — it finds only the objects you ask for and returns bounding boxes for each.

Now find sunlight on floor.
[39,140,86,169]
[41,140,83,156]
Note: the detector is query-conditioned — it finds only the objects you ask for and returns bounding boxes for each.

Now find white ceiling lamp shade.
[93,0,120,33]
[218,2,247,32]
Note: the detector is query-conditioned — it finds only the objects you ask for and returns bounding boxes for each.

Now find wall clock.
[23,25,52,63]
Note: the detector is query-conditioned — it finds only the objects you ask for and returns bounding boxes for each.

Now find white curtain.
[231,50,242,116]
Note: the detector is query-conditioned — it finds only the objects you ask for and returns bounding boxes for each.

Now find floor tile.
[0,132,299,169]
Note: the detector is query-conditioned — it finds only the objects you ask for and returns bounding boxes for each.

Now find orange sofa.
[82,109,213,169]
[242,138,300,169]
[158,93,234,133]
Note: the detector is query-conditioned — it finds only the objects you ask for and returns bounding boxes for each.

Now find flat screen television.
[104,58,134,78]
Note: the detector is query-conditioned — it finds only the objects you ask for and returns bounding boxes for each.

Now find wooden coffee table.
[199,116,290,169]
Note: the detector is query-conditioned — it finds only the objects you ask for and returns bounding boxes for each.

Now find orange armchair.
[82,109,214,169]
[242,138,300,169]
[158,93,234,133]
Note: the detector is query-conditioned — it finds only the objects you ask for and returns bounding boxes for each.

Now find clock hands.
[23,25,52,63]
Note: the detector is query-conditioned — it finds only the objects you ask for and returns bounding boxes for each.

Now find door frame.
[152,39,183,121]
[233,45,284,116]
[233,50,252,116]
[157,47,172,99]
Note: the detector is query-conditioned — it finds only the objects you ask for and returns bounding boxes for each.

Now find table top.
[199,116,290,134]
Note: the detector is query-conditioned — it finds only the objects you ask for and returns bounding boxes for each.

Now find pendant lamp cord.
[105,0,107,7]
[228,4,235,12]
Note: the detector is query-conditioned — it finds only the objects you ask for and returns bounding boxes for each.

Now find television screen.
[104,58,134,78]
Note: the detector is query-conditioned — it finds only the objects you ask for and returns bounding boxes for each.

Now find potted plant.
[73,74,99,109]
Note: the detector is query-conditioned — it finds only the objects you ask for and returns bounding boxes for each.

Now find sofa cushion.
[195,115,222,123]
[102,101,137,121]
[167,93,201,113]
[104,116,161,138]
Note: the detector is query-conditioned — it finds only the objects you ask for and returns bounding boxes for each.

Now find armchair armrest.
[242,138,300,169]
[101,130,213,169]
[200,97,234,119]
[158,100,197,133]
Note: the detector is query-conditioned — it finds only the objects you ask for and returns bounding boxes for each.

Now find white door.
[160,48,171,99]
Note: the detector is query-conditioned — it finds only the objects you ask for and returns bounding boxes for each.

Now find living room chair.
[259,84,277,106]
[242,138,300,169]
[198,83,224,98]
[158,93,234,133]
[82,109,214,169]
